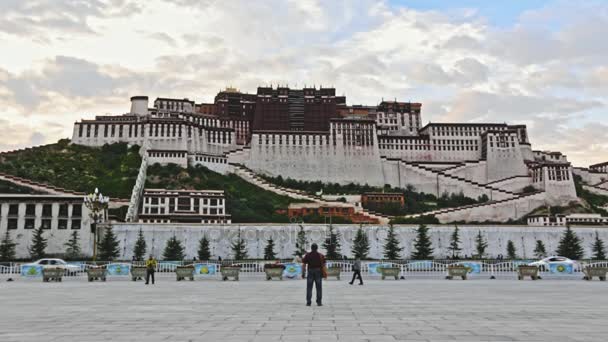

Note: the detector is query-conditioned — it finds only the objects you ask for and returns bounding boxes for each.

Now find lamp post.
[84,188,109,261]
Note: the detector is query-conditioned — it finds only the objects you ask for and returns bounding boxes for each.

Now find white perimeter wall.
[102,223,608,260]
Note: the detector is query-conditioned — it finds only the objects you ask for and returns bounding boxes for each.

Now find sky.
[0,0,606,166]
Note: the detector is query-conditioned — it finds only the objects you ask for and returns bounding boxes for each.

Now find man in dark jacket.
[302,243,325,306]
[349,258,363,285]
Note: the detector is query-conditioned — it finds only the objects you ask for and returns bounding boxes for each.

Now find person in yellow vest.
[145,255,157,285]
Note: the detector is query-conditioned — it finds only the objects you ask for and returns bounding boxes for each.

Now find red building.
[214,87,256,121]
[287,203,379,224]
[253,86,345,132]
[361,193,405,208]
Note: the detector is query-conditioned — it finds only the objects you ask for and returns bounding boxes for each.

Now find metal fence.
[1,259,607,280]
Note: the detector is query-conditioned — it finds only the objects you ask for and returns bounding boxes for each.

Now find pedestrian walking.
[302,243,326,306]
[349,258,363,285]
[145,255,157,285]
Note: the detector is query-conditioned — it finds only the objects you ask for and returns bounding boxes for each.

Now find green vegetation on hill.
[574,175,608,216]
[146,164,301,223]
[0,179,45,194]
[261,175,488,216]
[0,140,141,198]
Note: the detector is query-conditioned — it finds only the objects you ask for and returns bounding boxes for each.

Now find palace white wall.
[435,192,546,223]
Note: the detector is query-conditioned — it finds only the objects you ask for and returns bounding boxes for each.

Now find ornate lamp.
[84,188,110,260]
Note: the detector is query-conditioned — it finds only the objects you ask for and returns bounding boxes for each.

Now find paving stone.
[0,277,606,341]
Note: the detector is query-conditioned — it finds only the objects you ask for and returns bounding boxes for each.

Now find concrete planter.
[326,267,341,280]
[447,265,468,280]
[221,266,240,281]
[378,267,400,280]
[86,267,107,282]
[264,265,285,280]
[583,266,607,281]
[131,266,147,281]
[42,267,63,282]
[176,266,194,281]
[517,265,539,280]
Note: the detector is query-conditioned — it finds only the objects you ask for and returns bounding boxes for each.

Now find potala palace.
[69,86,606,224]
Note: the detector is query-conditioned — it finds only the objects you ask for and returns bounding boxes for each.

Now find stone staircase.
[403,190,545,219]
[228,163,390,224]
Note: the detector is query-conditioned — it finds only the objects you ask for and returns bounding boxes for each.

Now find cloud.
[0,0,140,40]
[147,32,178,47]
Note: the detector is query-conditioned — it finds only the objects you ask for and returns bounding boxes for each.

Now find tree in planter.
[264,237,277,260]
[64,231,81,260]
[591,231,606,260]
[231,229,248,260]
[474,230,488,259]
[384,224,404,260]
[97,227,120,261]
[0,231,17,261]
[556,225,584,260]
[133,229,147,261]
[197,235,211,261]
[29,226,48,260]
[448,226,462,259]
[293,225,307,257]
[411,224,433,259]
[533,240,547,259]
[322,225,342,260]
[352,225,370,259]
[162,235,185,261]
[506,240,517,259]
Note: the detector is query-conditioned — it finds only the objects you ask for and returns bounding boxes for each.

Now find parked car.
[528,256,578,271]
[23,259,82,274]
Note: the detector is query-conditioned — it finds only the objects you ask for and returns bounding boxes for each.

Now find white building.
[0,194,93,258]
[527,213,608,226]
[139,189,231,224]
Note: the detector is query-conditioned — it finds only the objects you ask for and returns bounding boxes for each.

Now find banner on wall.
[194,263,217,276]
[367,263,392,275]
[21,265,43,277]
[106,263,130,276]
[549,263,573,274]
[283,263,302,279]
[457,262,481,274]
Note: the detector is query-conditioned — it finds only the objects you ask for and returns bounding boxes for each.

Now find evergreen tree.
[97,227,120,261]
[264,237,277,260]
[352,225,370,259]
[231,229,248,260]
[162,235,185,261]
[474,230,488,259]
[411,224,433,259]
[322,225,342,259]
[591,231,606,260]
[197,235,211,260]
[64,231,81,260]
[448,226,462,259]
[133,229,147,261]
[556,225,584,260]
[533,240,547,259]
[293,225,307,257]
[384,224,404,260]
[506,240,517,259]
[29,226,48,260]
[0,231,17,261]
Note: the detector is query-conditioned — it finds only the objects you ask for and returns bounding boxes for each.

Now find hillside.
[260,174,489,216]
[0,140,141,199]
[146,163,301,223]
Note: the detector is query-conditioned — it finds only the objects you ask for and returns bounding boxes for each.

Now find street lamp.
[84,188,110,261]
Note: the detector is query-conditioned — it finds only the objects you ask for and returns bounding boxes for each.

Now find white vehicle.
[528,256,578,271]
[24,259,82,273]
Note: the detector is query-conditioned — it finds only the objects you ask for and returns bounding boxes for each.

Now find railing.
[2,259,606,279]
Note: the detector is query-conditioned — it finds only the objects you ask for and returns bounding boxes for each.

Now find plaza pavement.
[0,275,607,342]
